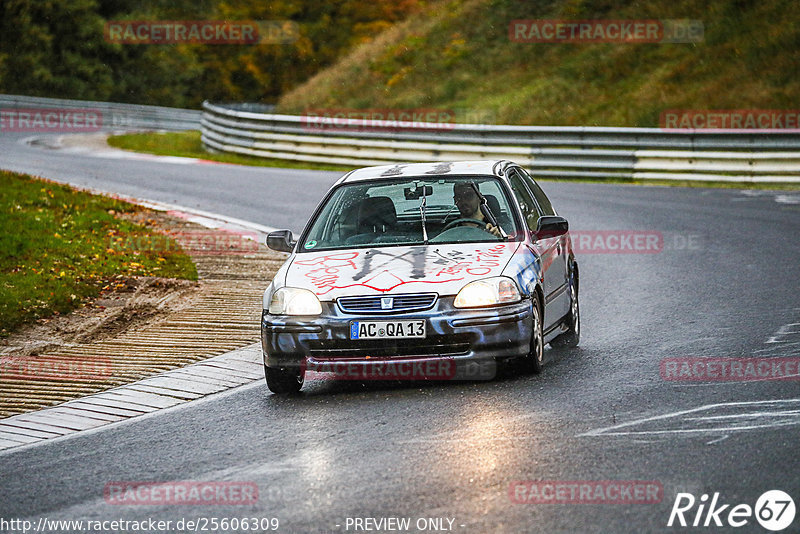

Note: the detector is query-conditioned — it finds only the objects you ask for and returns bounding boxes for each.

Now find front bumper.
[261,296,532,379]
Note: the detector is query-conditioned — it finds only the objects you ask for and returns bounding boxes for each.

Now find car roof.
[339,160,515,184]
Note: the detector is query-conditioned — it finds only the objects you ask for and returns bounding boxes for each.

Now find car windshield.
[298,176,521,252]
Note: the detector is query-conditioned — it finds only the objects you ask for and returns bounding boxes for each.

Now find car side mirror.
[533,216,569,240]
[266,230,295,253]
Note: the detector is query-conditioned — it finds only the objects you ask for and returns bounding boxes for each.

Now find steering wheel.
[441,218,491,232]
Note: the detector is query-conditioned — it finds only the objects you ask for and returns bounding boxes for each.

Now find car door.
[507,168,567,330]
[518,168,570,322]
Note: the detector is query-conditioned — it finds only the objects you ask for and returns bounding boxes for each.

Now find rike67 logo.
[668,490,795,531]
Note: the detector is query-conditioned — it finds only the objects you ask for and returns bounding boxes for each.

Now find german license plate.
[349,320,425,339]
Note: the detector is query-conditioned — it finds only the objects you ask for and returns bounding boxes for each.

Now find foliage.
[0,0,422,108]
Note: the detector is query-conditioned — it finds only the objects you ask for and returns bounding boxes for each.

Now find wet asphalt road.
[1,132,800,533]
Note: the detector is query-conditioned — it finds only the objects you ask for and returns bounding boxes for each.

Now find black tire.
[520,298,544,374]
[551,263,580,348]
[265,364,304,394]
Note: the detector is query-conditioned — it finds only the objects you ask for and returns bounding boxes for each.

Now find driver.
[452,182,502,237]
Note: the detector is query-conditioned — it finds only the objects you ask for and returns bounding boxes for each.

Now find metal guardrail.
[0,94,201,131]
[201,101,800,182]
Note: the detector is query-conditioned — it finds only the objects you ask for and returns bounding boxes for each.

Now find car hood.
[284,242,522,299]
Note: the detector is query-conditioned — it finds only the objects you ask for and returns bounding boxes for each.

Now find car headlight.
[454,276,521,308]
[268,287,322,315]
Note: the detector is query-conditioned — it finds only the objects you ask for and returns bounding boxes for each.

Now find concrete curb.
[0,343,262,452]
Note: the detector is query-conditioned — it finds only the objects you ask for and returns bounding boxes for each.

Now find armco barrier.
[201,101,800,182]
[1,94,201,132]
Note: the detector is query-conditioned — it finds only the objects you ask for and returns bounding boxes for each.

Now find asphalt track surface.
[2,131,800,533]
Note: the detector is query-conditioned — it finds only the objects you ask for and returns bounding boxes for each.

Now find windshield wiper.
[470,182,508,239]
[419,187,429,244]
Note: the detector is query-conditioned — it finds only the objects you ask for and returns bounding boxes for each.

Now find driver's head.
[453,182,481,219]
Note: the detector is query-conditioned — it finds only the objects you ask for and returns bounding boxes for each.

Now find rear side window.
[508,169,540,231]
[520,168,556,216]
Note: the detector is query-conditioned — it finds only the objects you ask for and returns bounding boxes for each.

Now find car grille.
[337,293,437,314]
[308,334,471,359]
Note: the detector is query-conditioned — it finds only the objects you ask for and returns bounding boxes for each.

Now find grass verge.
[0,170,197,337]
[107,131,353,172]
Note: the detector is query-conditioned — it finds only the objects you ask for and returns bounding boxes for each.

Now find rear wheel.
[265,364,304,394]
[520,298,544,374]
[551,264,580,348]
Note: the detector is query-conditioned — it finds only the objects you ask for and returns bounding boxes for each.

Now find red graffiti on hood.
[292,244,514,295]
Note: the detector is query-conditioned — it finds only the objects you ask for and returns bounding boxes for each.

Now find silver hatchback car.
[261,160,579,393]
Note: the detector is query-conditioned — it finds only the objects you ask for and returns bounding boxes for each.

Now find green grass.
[277,0,800,128]
[107,131,353,172]
[0,171,197,337]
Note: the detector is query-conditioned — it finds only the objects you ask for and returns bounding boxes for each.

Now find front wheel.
[265,364,304,394]
[520,299,544,374]
[551,265,580,348]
